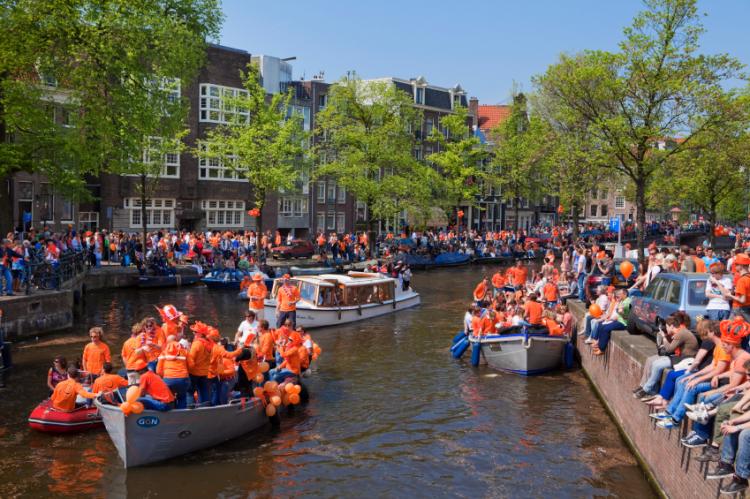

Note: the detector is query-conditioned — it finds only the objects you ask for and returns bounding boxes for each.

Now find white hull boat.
[264,272,420,329]
[469,328,569,375]
[95,397,268,468]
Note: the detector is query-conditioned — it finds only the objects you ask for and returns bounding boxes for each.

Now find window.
[317,182,326,203]
[318,94,327,111]
[326,212,336,230]
[289,105,311,131]
[590,204,598,217]
[201,199,245,227]
[453,94,461,108]
[600,189,608,200]
[124,198,175,228]
[61,199,74,222]
[591,189,598,200]
[615,196,625,209]
[198,143,243,181]
[413,147,422,161]
[356,201,367,222]
[664,280,681,305]
[600,204,608,217]
[143,137,180,178]
[337,185,346,204]
[39,183,54,221]
[327,182,336,203]
[425,118,434,136]
[415,87,425,105]
[279,197,308,217]
[79,211,98,231]
[199,84,249,124]
[18,181,33,201]
[688,280,709,306]
[162,78,181,104]
[336,212,346,231]
[316,213,325,230]
[40,72,58,87]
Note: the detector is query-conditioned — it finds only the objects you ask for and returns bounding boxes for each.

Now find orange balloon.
[255,373,264,383]
[131,401,144,414]
[293,384,302,395]
[289,393,300,404]
[253,387,264,398]
[265,404,276,417]
[271,395,282,406]
[126,386,141,403]
[120,401,132,416]
[284,383,294,394]
[264,381,278,392]
[619,260,634,279]
[259,362,270,373]
[589,304,603,318]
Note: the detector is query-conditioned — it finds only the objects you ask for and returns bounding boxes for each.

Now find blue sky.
[219,0,749,104]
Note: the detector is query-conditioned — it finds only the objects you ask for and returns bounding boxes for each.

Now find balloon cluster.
[247,208,261,217]
[312,343,322,361]
[253,380,303,417]
[120,386,144,416]
[253,361,270,384]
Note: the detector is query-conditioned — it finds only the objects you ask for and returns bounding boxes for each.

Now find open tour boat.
[264,272,420,328]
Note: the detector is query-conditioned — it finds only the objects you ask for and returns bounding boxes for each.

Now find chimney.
[468,97,479,127]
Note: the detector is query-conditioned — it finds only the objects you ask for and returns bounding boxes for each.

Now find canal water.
[0,266,655,498]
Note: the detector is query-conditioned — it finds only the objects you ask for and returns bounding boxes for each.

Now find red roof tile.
[478,105,512,132]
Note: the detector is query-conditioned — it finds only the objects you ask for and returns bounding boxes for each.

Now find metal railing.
[24,250,87,294]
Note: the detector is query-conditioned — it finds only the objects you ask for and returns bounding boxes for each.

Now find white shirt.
[237,319,258,344]
[595,294,610,313]
[463,312,473,333]
[707,275,733,311]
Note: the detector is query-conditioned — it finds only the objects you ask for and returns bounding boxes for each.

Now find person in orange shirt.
[122,322,142,385]
[541,310,564,336]
[275,274,300,328]
[188,321,213,404]
[207,328,242,406]
[491,271,506,296]
[239,275,252,294]
[132,359,176,411]
[523,294,544,326]
[247,273,268,321]
[473,277,490,304]
[50,367,97,412]
[542,281,559,308]
[131,317,163,373]
[256,320,276,366]
[271,332,304,382]
[508,260,528,289]
[157,335,190,409]
[91,362,128,399]
[159,304,185,343]
[722,254,750,322]
[81,327,111,380]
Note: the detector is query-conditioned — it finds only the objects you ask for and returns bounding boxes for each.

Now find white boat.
[264,272,420,328]
[468,326,569,375]
[95,397,268,468]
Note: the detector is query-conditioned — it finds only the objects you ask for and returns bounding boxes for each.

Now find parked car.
[271,240,315,259]
[585,257,639,301]
[627,272,709,337]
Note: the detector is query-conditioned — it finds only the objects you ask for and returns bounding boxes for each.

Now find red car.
[270,239,315,259]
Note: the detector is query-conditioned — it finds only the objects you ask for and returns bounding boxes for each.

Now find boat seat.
[496,325,550,336]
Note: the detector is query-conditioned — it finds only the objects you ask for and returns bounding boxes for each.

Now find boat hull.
[264,292,421,329]
[95,398,268,468]
[470,332,568,375]
[138,275,201,288]
[28,400,103,433]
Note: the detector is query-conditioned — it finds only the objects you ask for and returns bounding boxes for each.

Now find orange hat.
[158,304,183,322]
[709,262,724,273]
[289,332,303,346]
[190,321,208,335]
[720,318,750,346]
[735,254,750,266]
[208,328,220,340]
[252,273,263,281]
[607,285,615,293]
[132,358,148,371]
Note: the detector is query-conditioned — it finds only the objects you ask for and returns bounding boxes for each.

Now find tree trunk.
[140,174,148,254]
[255,209,263,263]
[0,75,15,233]
[635,178,646,267]
[709,205,716,248]
[514,197,520,233]
[572,201,580,241]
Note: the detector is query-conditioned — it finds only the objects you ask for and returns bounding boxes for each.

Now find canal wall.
[569,300,717,499]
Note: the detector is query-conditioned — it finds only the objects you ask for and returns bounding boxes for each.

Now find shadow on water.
[0,266,655,498]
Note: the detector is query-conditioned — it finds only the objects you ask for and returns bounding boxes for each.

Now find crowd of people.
[46,303,320,413]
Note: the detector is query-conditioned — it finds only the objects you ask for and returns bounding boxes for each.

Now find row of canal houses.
[10,43,567,237]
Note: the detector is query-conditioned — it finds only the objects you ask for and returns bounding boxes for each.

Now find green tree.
[488,93,552,232]
[533,0,745,262]
[0,0,222,229]
[314,76,429,252]
[426,105,488,229]
[196,64,307,261]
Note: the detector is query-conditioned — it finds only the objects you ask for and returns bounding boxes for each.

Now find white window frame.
[326,182,336,203]
[615,196,625,209]
[79,211,98,230]
[198,143,244,182]
[414,87,425,105]
[60,198,74,223]
[356,201,367,222]
[201,199,245,228]
[317,182,326,203]
[336,212,346,231]
[199,83,249,124]
[279,197,308,218]
[142,137,180,178]
[124,198,175,229]
[337,185,346,204]
[326,211,336,230]
[316,213,325,231]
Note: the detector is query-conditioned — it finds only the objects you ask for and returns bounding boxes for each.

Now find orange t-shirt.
[277,285,300,312]
[139,371,175,403]
[239,279,251,292]
[280,345,302,375]
[524,301,544,325]
[713,344,732,365]
[82,342,111,376]
[491,273,506,289]
[543,282,559,302]
[121,337,139,370]
[542,317,564,336]
[734,275,750,309]
[257,331,275,360]
[208,344,242,379]
[473,282,488,301]
[91,373,128,394]
[248,282,267,311]
[50,378,96,411]
[693,256,707,273]
[157,341,189,379]
[188,337,213,377]
[509,267,528,287]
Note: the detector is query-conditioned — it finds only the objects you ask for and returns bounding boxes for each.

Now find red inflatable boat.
[28,400,103,433]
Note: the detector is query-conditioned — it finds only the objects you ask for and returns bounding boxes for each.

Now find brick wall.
[570,301,723,498]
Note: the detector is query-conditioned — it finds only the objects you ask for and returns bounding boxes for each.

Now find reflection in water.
[0,267,655,498]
